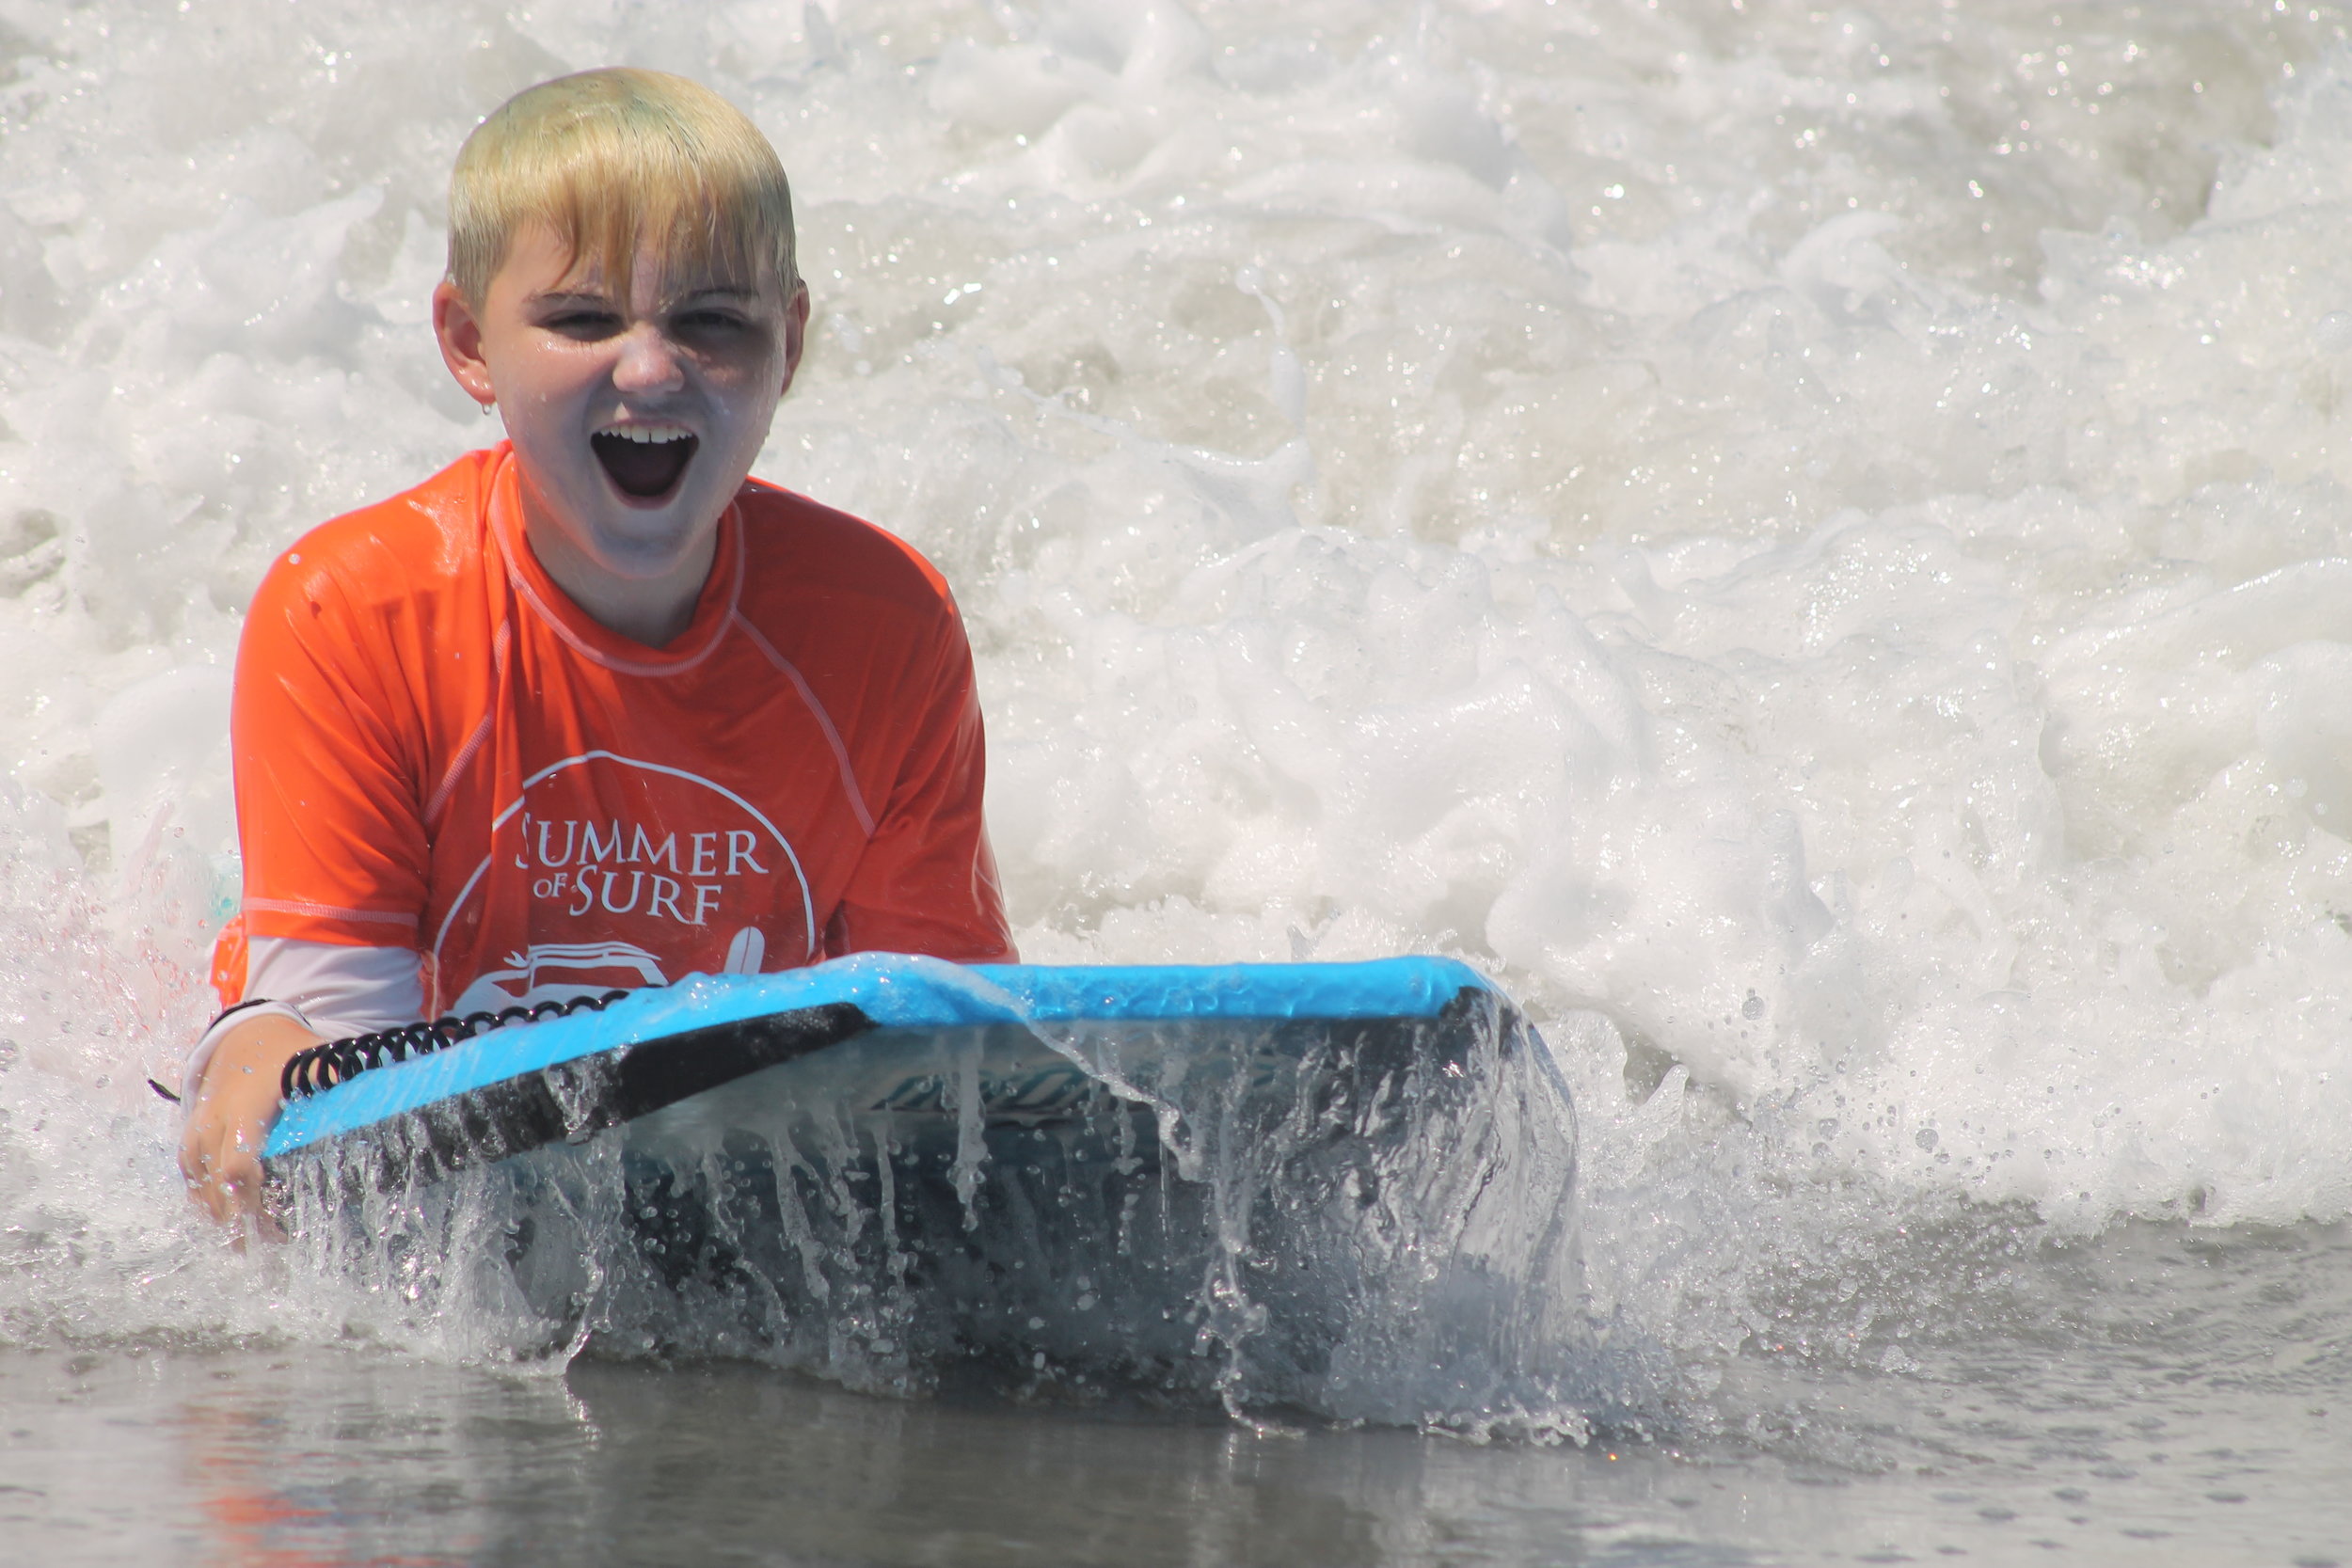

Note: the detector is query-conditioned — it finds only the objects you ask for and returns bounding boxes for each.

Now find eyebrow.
[526,285,762,309]
[526,289,616,309]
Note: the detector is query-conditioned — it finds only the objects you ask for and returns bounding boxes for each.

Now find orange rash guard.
[217,442,1014,1017]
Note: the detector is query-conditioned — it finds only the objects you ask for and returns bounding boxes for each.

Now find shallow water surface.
[6,1217,2348,1565]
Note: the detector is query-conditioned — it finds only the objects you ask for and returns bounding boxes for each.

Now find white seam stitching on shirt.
[502,502,744,676]
[732,611,878,838]
[245,897,419,927]
[425,619,509,827]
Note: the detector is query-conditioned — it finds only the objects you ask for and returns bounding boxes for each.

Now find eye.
[675,306,755,335]
[538,306,622,339]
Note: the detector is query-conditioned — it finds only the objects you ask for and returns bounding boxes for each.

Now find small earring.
[480,397,495,418]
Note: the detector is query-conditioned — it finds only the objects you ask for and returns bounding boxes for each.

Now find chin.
[590,515,707,572]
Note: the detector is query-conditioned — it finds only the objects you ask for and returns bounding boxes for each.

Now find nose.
[612,322,685,397]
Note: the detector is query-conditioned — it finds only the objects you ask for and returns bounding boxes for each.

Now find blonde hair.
[447,69,796,307]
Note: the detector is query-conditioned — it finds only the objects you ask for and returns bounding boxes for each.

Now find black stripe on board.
[264,1000,877,1196]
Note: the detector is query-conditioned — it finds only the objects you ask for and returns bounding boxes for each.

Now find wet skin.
[431,223,809,647]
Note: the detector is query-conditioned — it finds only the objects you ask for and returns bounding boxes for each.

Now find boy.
[179,69,1015,1223]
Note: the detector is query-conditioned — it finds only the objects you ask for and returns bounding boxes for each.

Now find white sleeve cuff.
[244,937,424,1039]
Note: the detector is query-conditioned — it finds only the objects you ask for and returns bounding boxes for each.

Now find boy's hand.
[179,1014,321,1227]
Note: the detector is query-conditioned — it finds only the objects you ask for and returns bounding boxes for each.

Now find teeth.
[596,423,692,444]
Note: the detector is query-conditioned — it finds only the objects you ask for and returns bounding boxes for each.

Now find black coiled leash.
[278,990,630,1101]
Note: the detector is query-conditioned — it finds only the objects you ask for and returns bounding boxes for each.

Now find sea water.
[1,0,2349,1561]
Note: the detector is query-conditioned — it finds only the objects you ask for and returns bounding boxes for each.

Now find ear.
[778,281,811,398]
[432,280,497,408]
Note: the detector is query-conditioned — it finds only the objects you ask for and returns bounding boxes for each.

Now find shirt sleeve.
[232,547,433,947]
[821,598,1017,964]
[182,937,426,1103]
[244,936,426,1037]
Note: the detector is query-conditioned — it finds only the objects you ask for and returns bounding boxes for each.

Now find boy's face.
[432,222,807,631]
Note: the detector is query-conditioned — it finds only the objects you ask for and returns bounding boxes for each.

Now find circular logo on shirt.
[435,750,812,1015]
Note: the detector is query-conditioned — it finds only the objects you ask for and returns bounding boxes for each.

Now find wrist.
[189,1012,322,1112]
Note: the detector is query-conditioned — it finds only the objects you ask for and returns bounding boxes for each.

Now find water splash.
[267,1002,1613,1439]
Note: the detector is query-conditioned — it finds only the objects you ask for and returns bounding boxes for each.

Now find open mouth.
[591,425,699,499]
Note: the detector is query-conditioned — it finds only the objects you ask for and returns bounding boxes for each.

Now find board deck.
[261,953,1513,1190]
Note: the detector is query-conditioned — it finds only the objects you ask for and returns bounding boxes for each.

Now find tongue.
[593,433,697,499]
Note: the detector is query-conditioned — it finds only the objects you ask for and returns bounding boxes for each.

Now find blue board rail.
[263,953,1501,1169]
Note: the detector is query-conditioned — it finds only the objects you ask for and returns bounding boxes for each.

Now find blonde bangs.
[448,69,795,307]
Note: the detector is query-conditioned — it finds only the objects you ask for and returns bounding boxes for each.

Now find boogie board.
[261,952,1533,1191]
[260,953,1585,1421]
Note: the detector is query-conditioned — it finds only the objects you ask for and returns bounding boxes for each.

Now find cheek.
[494,343,603,410]
[701,353,779,400]
[725,341,789,394]
[701,329,787,382]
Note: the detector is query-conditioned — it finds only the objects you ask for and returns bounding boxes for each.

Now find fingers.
[175,1013,316,1229]
[180,1114,266,1223]
[209,1147,262,1223]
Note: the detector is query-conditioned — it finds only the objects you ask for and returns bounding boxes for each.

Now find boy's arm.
[191,534,433,1223]
[179,1011,320,1224]
[232,544,434,951]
